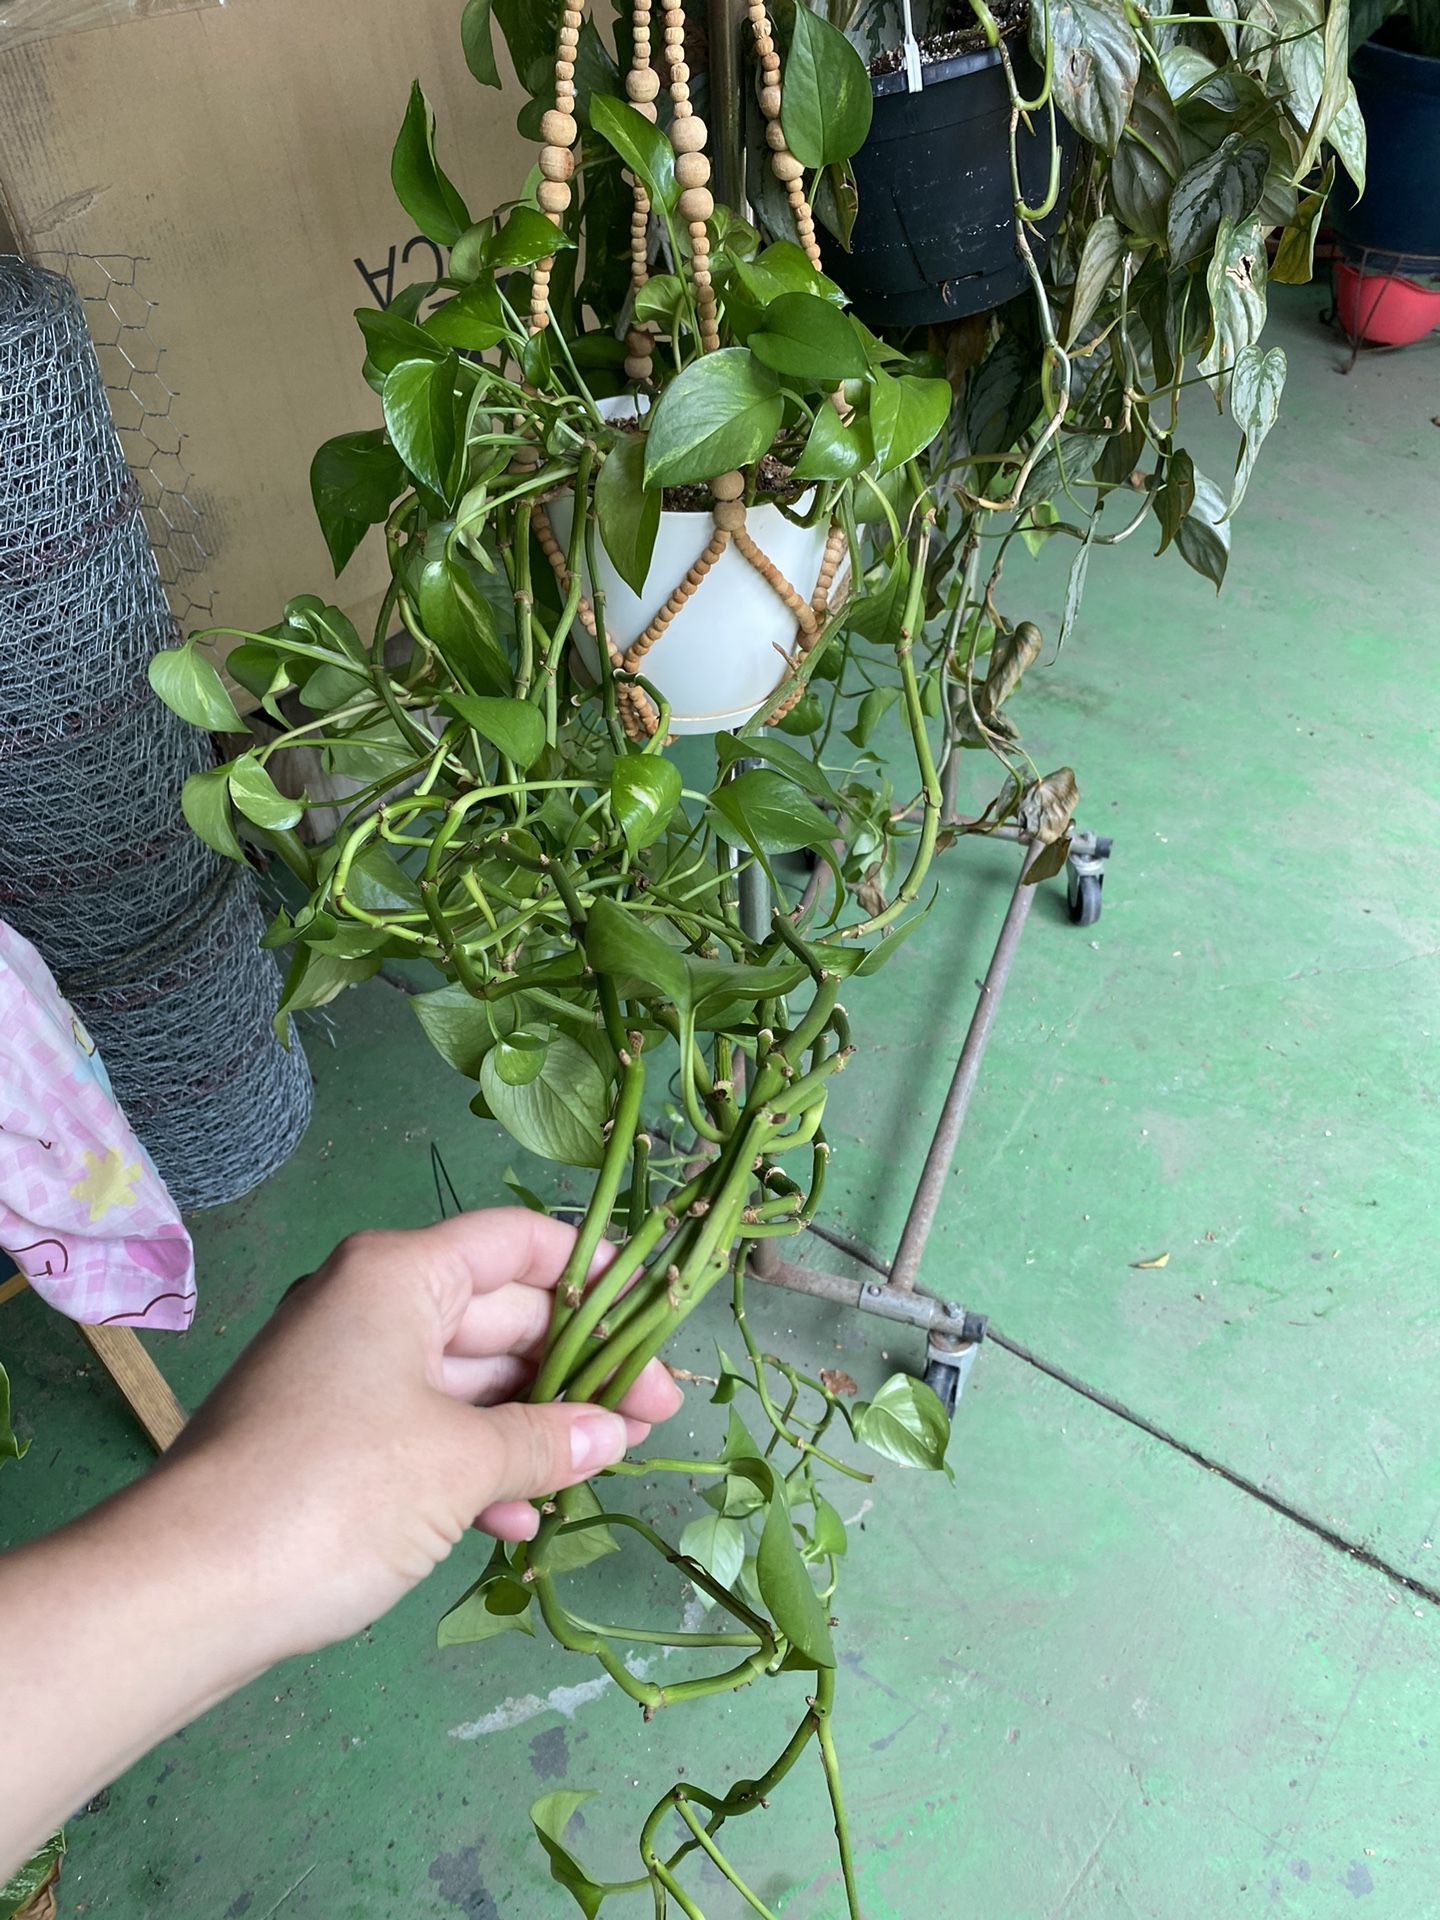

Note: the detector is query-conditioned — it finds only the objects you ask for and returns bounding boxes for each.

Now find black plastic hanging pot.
[820,44,1079,330]
[1330,29,1440,271]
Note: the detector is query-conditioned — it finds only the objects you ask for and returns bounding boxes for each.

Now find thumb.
[462,1399,631,1508]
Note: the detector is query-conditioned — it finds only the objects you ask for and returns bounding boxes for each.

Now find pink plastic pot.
[1335,259,1440,347]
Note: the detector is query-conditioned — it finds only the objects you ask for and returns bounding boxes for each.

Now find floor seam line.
[798,1218,1440,1610]
[982,1324,1440,1610]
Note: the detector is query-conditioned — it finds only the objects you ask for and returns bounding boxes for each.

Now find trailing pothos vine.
[148,0,1358,1909]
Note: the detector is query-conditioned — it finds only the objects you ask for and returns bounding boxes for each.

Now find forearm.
[0,1457,269,1875]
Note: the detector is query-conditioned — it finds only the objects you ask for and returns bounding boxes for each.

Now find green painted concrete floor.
[5,288,1440,1919]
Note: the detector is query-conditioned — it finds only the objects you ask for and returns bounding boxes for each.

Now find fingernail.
[570,1410,629,1473]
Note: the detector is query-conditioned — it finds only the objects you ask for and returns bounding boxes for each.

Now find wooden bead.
[540,109,578,147]
[632,99,659,122]
[675,150,710,189]
[670,115,707,152]
[670,81,690,104]
[626,326,653,353]
[537,179,572,214]
[759,84,782,117]
[539,144,576,181]
[625,354,654,379]
[771,151,804,183]
[712,500,746,531]
[710,470,745,500]
[679,187,713,221]
[626,67,660,101]
[765,119,788,151]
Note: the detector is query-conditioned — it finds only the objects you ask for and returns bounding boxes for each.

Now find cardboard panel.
[0,0,218,59]
[0,0,529,640]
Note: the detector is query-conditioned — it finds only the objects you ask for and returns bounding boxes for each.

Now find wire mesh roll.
[0,253,312,1209]
[0,511,177,752]
[61,868,314,1212]
[0,257,136,588]
[0,692,221,970]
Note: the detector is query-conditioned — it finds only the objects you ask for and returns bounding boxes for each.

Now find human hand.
[0,1209,685,1873]
[157,1208,683,1662]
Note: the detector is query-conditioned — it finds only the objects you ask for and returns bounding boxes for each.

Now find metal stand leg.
[745,739,1116,1408]
[887,839,1041,1296]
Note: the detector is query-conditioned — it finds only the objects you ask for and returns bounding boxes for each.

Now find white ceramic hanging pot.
[547,396,834,737]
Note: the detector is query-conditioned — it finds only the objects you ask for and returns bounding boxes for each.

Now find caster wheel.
[1068,869,1103,927]
[923,1357,960,1416]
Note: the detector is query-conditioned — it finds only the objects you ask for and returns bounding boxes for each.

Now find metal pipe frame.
[699,9,1062,1349]
[706,0,748,209]
[752,832,1042,1339]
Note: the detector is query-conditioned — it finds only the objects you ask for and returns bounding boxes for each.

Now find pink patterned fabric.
[0,919,194,1330]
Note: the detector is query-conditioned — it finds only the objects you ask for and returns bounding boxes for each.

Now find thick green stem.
[814,1667,862,1920]
[674,1801,782,1919]
[543,1048,647,1354]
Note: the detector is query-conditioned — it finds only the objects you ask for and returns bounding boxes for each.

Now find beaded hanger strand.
[529,1,846,739]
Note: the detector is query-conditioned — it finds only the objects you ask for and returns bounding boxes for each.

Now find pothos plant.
[771,0,1367,707]
[147,0,1358,1911]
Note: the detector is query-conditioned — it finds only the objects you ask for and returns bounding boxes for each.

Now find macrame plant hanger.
[528,0,848,740]
[524,4,1098,1424]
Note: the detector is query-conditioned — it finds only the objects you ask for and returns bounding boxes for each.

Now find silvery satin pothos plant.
[147,0,1360,1910]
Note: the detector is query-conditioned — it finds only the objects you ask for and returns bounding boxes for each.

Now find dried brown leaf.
[854,861,888,917]
[1024,834,1072,886]
[820,1368,859,1397]
[1019,766,1080,845]
[980,620,1045,716]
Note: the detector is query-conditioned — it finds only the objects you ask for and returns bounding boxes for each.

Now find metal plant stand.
[749,805,1112,1412]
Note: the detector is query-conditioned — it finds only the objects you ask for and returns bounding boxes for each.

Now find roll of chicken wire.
[0,256,136,587]
[0,511,177,751]
[0,254,312,1207]
[0,689,222,972]
[59,866,314,1212]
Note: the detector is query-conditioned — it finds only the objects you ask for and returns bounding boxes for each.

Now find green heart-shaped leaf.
[751,291,869,385]
[589,93,679,211]
[643,349,783,490]
[310,430,407,575]
[383,356,459,498]
[610,753,682,854]
[227,752,302,831]
[585,897,689,1009]
[181,764,246,862]
[854,1373,952,1472]
[781,2,874,169]
[439,693,546,768]
[479,1033,609,1167]
[594,433,661,595]
[148,646,248,733]
[391,80,472,245]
